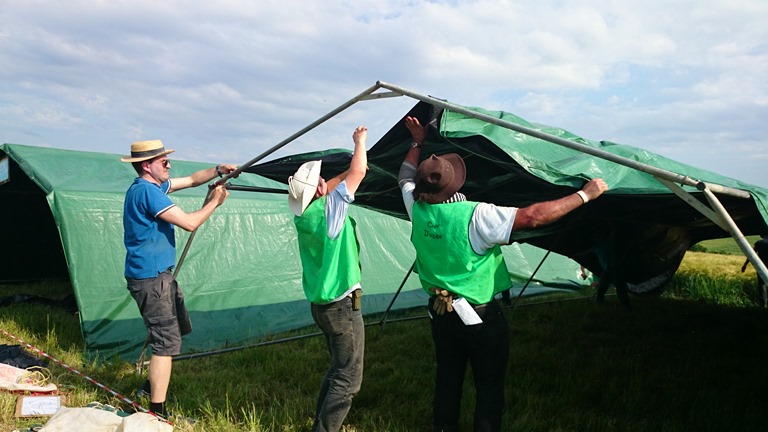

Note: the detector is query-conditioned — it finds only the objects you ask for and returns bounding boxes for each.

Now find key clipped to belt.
[352,289,362,311]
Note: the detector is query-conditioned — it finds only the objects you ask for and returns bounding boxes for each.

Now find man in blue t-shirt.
[122,139,236,419]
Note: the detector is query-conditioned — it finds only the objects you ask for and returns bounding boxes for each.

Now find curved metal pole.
[212,82,386,186]
[376,81,750,200]
[698,183,768,286]
[175,82,388,275]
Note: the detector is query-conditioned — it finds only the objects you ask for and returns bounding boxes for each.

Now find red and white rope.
[0,329,154,417]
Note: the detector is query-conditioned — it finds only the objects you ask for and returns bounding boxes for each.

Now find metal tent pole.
[378,261,415,329]
[146,83,394,369]
[212,82,390,185]
[698,183,768,286]
[375,81,750,200]
[375,81,766,286]
[174,82,392,276]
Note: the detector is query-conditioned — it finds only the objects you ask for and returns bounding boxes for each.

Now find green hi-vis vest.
[411,201,511,304]
[294,196,362,304]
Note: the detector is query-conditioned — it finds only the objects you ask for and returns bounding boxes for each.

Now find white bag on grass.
[39,406,122,432]
[39,406,173,432]
[116,412,173,432]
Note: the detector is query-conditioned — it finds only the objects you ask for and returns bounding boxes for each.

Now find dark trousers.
[428,297,510,432]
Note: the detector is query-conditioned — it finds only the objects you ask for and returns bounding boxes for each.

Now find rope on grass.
[19,366,52,387]
[0,329,162,421]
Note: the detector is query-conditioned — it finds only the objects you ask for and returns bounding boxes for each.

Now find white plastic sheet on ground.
[39,406,173,432]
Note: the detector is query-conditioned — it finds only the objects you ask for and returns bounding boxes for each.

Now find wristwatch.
[411,141,422,149]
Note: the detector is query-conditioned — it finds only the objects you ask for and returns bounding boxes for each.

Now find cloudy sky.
[2,0,766,188]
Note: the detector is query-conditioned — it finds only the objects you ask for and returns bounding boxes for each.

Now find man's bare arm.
[337,126,368,195]
[510,178,608,237]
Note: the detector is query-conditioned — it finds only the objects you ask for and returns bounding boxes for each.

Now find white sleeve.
[398,160,417,221]
[401,181,415,221]
[325,181,353,239]
[468,202,517,255]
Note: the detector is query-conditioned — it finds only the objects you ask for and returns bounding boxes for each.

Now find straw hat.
[120,140,175,162]
[287,160,322,216]
[413,153,466,204]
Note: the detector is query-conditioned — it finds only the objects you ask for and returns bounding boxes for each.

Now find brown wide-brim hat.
[120,140,175,162]
[413,153,466,204]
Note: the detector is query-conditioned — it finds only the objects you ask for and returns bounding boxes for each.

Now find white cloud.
[0,0,766,188]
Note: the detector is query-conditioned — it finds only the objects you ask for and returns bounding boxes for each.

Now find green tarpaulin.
[1,143,585,360]
[249,101,768,296]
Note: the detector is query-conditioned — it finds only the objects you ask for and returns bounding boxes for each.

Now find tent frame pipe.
[212,82,387,185]
[175,82,389,275]
[378,261,415,329]
[657,178,768,287]
[654,177,727,230]
[697,184,768,286]
[376,81,765,287]
[376,81,750,200]
[174,80,765,326]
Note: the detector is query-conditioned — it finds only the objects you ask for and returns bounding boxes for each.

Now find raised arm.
[327,126,368,195]
[403,116,427,166]
[510,178,609,235]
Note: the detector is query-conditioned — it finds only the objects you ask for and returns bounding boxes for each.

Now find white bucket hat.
[287,160,322,216]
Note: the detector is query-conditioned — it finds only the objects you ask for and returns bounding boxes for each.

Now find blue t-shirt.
[123,178,176,279]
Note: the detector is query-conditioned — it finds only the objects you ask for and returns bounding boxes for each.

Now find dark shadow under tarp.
[246,101,768,296]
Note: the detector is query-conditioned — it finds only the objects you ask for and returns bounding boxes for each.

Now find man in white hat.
[121,139,237,419]
[288,126,368,432]
[400,116,608,431]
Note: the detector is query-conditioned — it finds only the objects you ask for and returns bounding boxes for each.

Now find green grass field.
[2,248,767,431]
[694,235,760,255]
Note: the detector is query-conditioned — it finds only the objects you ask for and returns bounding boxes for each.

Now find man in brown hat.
[399,116,608,431]
[121,139,237,419]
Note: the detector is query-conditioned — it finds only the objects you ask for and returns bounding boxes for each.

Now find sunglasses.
[148,158,171,168]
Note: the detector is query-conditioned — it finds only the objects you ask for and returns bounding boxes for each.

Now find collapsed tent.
[248,100,768,296]
[0,143,585,361]
[4,82,766,361]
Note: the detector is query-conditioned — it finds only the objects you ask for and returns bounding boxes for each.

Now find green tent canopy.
[1,143,585,361]
[249,101,768,297]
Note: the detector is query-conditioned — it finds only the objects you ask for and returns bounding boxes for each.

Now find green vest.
[294,196,362,304]
[411,201,511,304]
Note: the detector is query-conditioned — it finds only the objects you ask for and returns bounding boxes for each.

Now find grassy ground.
[694,235,761,255]
[2,250,767,431]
